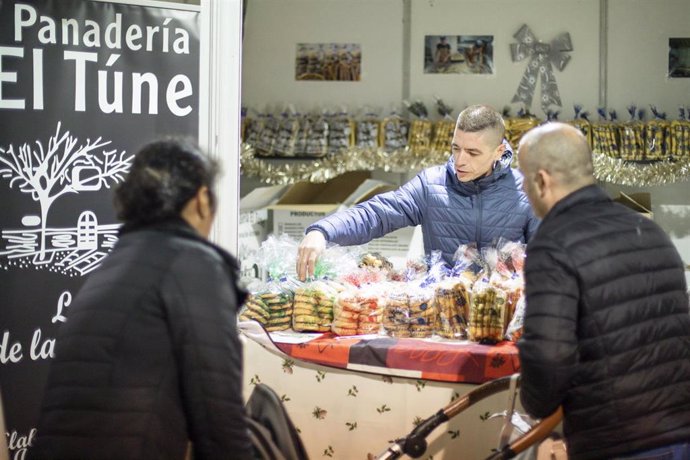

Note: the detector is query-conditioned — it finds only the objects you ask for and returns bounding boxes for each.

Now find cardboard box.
[265,171,427,260]
[268,171,393,240]
[614,192,653,219]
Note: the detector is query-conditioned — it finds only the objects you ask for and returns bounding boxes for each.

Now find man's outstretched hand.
[296,230,326,281]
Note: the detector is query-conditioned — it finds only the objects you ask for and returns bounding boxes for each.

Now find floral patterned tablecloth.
[240,322,531,460]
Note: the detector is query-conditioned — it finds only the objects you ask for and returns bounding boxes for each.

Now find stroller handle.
[367,374,563,460]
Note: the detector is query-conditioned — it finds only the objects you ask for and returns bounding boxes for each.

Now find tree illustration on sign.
[0,122,133,263]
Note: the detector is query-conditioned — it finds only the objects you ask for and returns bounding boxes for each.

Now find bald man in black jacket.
[516,123,690,460]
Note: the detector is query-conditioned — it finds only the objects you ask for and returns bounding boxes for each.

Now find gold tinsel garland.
[241,143,690,187]
[593,152,690,187]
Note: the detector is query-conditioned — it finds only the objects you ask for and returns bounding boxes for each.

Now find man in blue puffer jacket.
[296,104,539,279]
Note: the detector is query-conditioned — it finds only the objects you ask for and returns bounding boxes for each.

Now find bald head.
[518,122,595,191]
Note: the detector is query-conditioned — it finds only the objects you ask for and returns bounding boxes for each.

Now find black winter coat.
[517,185,690,460]
[32,220,253,460]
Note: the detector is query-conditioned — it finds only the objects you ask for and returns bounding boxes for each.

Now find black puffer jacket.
[32,220,253,460]
[518,185,690,460]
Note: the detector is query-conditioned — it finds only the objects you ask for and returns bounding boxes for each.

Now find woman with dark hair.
[32,139,254,460]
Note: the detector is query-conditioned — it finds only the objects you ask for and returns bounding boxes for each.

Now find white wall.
[241,0,404,112]
[408,0,600,119]
[607,0,690,119]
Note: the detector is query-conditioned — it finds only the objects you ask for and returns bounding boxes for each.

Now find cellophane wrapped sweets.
[431,97,455,153]
[670,107,690,160]
[567,105,593,149]
[292,245,352,332]
[467,240,525,343]
[355,108,381,150]
[303,112,329,158]
[468,274,508,344]
[272,108,301,157]
[332,285,385,336]
[239,235,298,332]
[505,294,526,342]
[646,106,670,161]
[255,113,280,156]
[327,110,355,155]
[380,110,409,151]
[491,240,526,332]
[381,283,411,338]
[434,247,479,340]
[293,280,338,333]
[405,99,432,155]
[504,108,540,149]
[592,109,620,158]
[619,106,645,161]
[244,112,266,148]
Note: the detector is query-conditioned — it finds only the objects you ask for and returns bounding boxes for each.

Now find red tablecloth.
[273,333,520,384]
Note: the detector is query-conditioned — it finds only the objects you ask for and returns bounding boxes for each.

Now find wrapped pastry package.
[433,275,471,340]
[592,109,620,158]
[505,294,526,342]
[293,280,338,333]
[504,108,540,149]
[332,285,385,336]
[303,112,330,158]
[240,235,298,332]
[619,106,645,161]
[431,97,455,153]
[255,114,279,156]
[431,120,455,153]
[646,107,670,161]
[380,111,409,151]
[355,109,381,150]
[669,107,690,160]
[244,112,266,148]
[272,108,301,157]
[567,105,593,148]
[327,110,356,155]
[381,283,411,338]
[295,244,353,333]
[405,99,433,155]
[468,274,508,344]
[408,119,433,154]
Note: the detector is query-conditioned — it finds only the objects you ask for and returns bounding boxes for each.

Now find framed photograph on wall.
[668,38,690,78]
[424,35,494,74]
[295,43,361,81]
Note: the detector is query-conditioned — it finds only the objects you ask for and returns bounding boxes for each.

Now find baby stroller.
[368,373,564,460]
[246,383,310,460]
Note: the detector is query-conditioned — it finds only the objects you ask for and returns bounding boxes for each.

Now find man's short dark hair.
[456,105,505,142]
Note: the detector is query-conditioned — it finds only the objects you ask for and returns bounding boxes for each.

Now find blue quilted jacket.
[306,148,539,264]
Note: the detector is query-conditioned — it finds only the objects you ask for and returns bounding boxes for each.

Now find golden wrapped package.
[669,119,690,160]
[434,279,471,340]
[504,115,540,149]
[619,120,645,161]
[645,118,670,161]
[431,119,456,153]
[468,279,509,344]
[408,119,433,155]
[591,121,620,158]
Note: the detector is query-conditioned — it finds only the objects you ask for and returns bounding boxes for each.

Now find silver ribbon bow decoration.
[510,24,573,113]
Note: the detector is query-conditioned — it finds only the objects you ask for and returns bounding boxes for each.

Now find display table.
[240,321,520,384]
[240,321,526,459]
